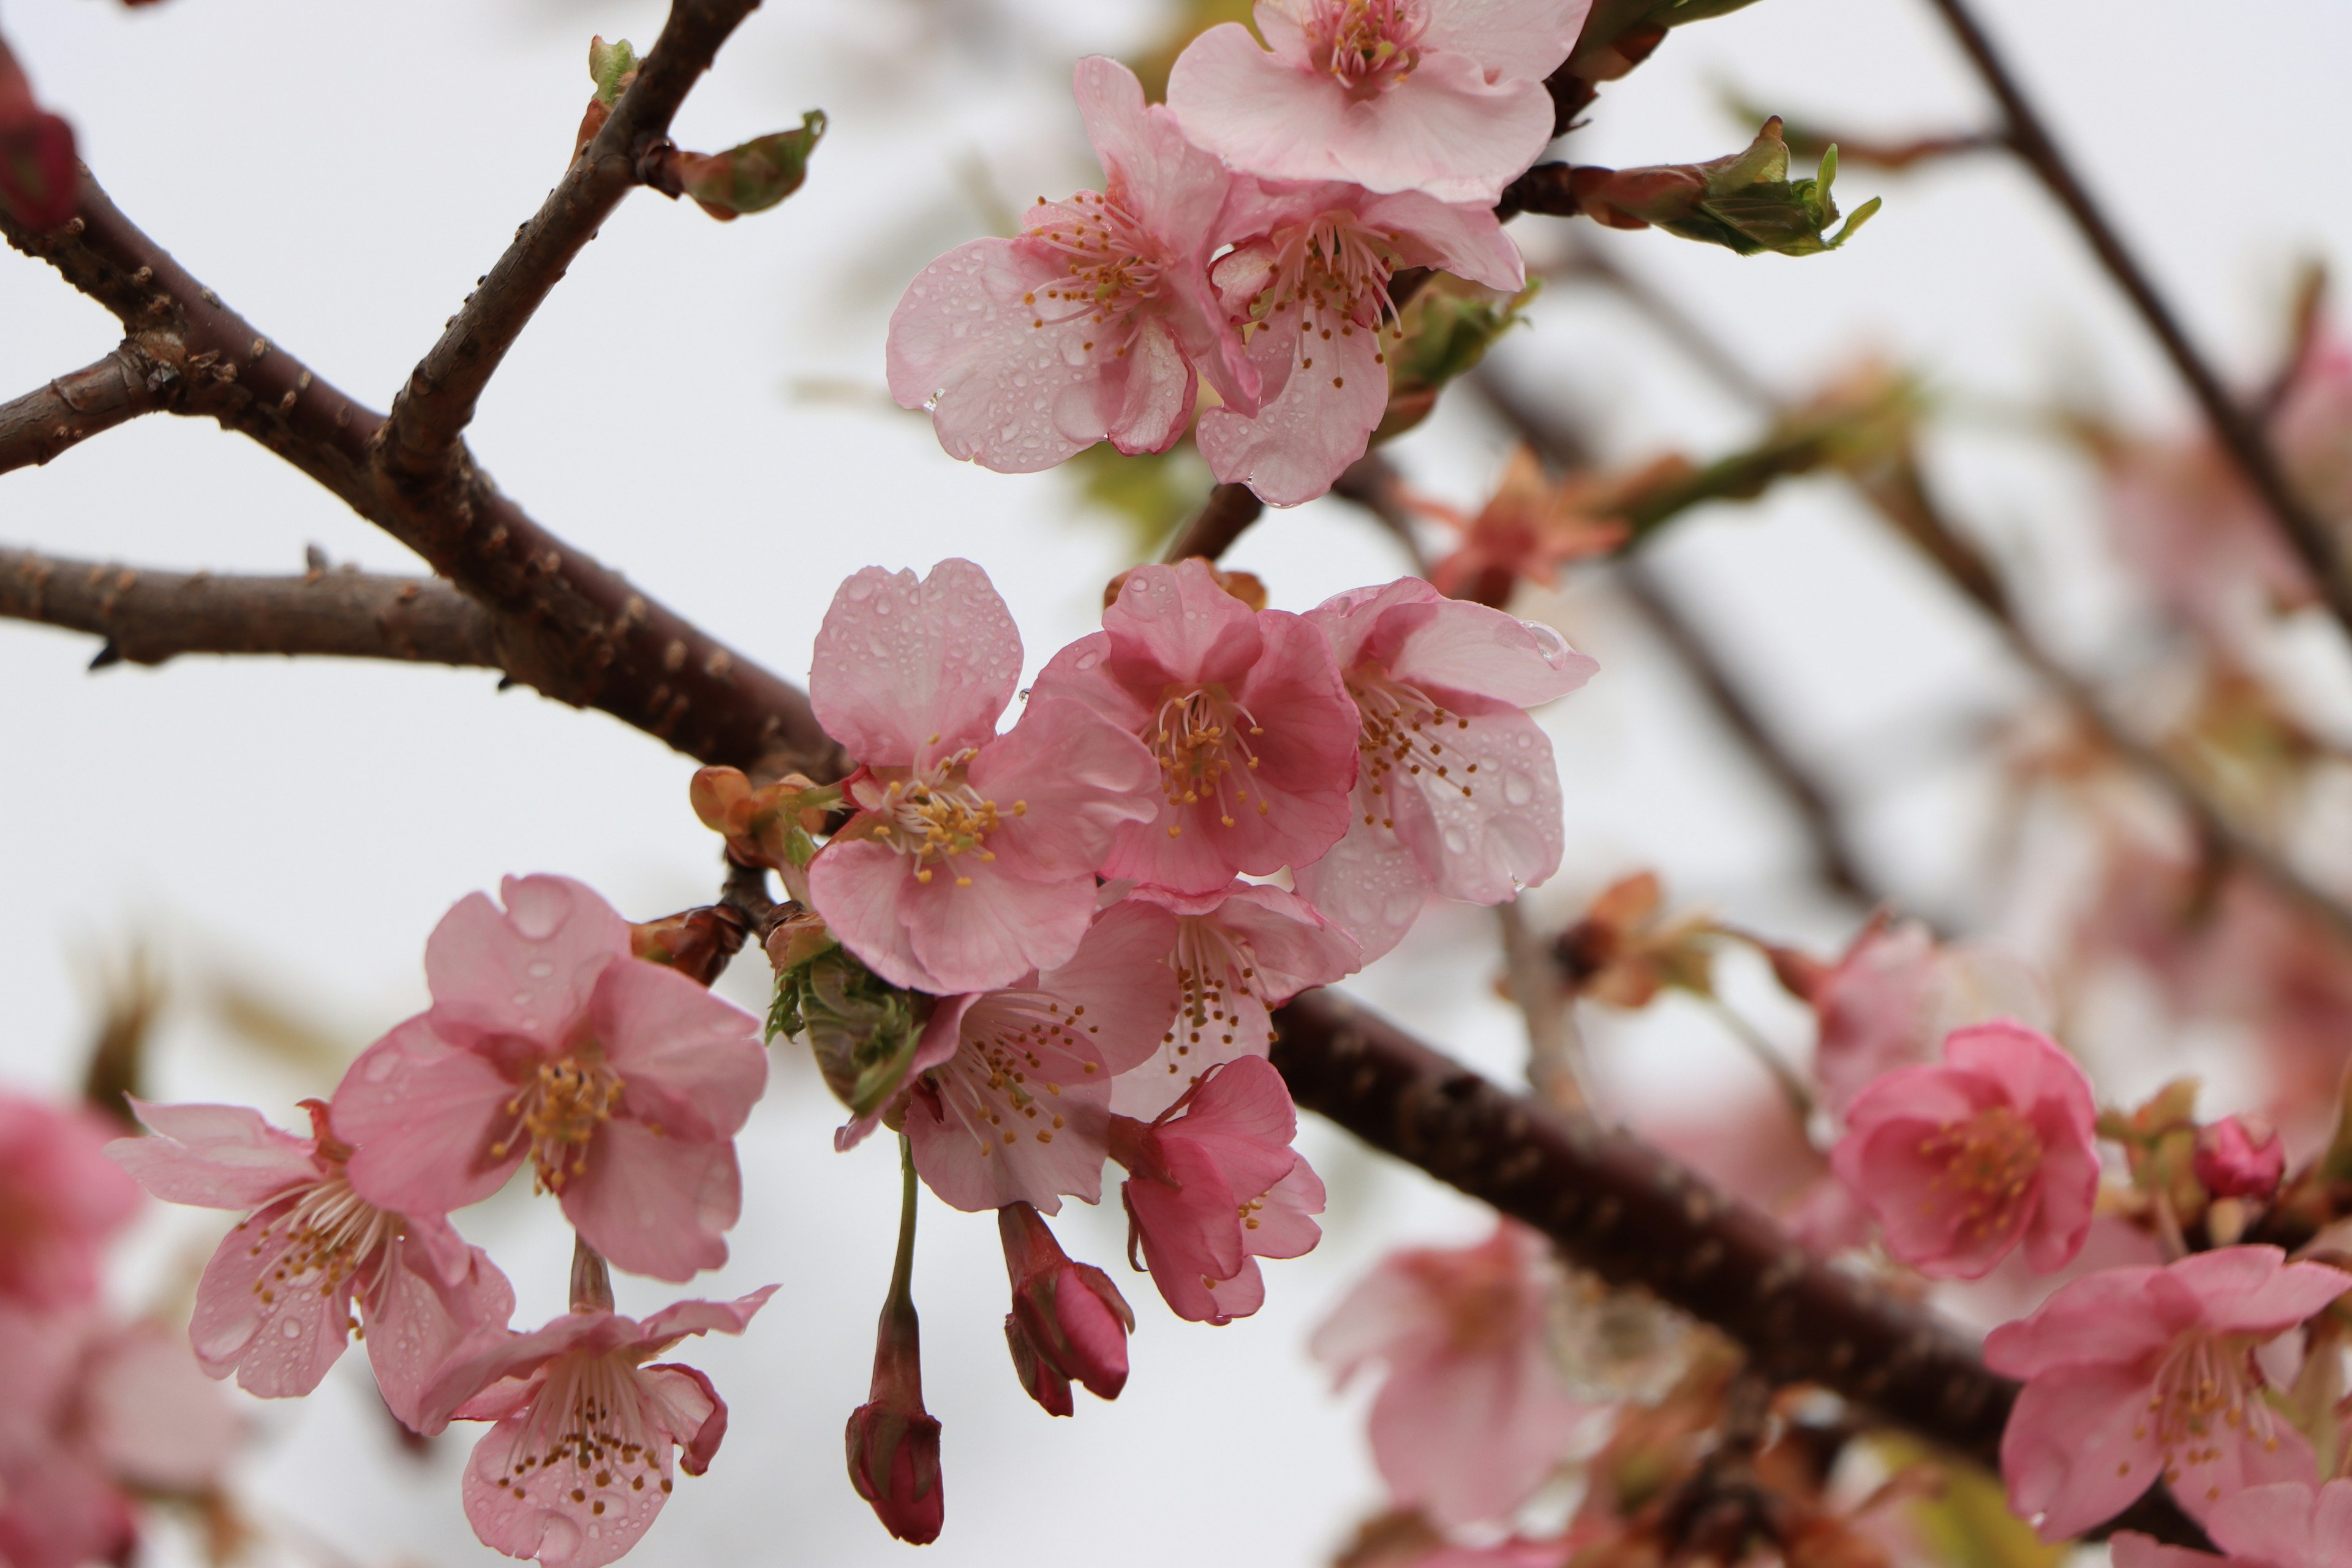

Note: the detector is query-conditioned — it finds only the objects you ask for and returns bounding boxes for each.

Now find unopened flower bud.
[848,1138,943,1544]
[630,905,749,987]
[998,1202,1133,1415]
[2194,1115,2285,1201]
[0,42,77,232]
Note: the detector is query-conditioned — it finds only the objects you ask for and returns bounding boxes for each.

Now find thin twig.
[1161,481,1264,564]
[0,547,500,669]
[1923,0,2352,642]
[0,346,171,475]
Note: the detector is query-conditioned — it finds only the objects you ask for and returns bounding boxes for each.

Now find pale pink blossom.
[1295,578,1592,959]
[2114,1479,2352,1567]
[108,1098,514,1427]
[1034,559,1360,892]
[331,875,767,1283]
[425,1289,774,1568]
[1984,1246,2351,1540]
[1109,1055,1324,1324]
[1107,880,1361,1118]
[895,899,1181,1214]
[1810,913,2048,1118]
[888,58,1253,474]
[0,1090,141,1310]
[1829,1021,2098,1280]
[805,558,1157,995]
[1166,0,1594,205]
[1197,181,1525,505]
[0,1306,243,1568]
[1311,1221,1585,1529]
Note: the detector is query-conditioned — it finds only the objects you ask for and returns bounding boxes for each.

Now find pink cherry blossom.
[888,57,1253,474]
[805,558,1158,995]
[2114,1480,2352,1567]
[108,1098,514,1427]
[2196,1117,2286,1202]
[1810,913,2048,1119]
[998,1200,1133,1415]
[0,1090,141,1310]
[426,1289,774,1568]
[1196,181,1525,505]
[1828,1021,2098,1280]
[1311,1221,1585,1529]
[1032,559,1360,893]
[1109,1055,1324,1324]
[331,875,767,1284]
[896,898,1180,1215]
[1108,880,1361,1118]
[1295,578,1593,960]
[1166,0,1594,206]
[1984,1246,2351,1540]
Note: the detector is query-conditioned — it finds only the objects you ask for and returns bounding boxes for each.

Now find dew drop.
[281,1317,304,1340]
[526,960,554,980]
[1502,771,1535,806]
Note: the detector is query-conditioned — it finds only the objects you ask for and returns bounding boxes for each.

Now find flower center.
[1349,670,1475,829]
[931,993,1101,1159]
[2138,1330,2283,1497]
[248,1175,396,1297]
[1918,1104,2041,1238]
[1262,211,1401,340]
[1305,0,1426,92]
[495,1057,626,1194]
[1156,917,1279,1081]
[861,761,1020,888]
[1151,687,1270,832]
[1404,1248,1525,1354]
[496,1351,672,1513]
[1023,192,1166,347]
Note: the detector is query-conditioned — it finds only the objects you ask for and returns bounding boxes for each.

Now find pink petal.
[905,1001,1117,1215]
[1167,24,1359,185]
[1293,807,1435,963]
[638,1286,777,1348]
[1199,320,1387,506]
[1036,898,1185,1077]
[1191,883,1362,1001]
[1369,1343,1582,1529]
[2001,1360,2168,1542]
[364,1227,516,1433]
[1388,704,1565,905]
[902,857,1105,997]
[1983,1266,2173,1379]
[431,1314,622,1428]
[188,1189,355,1396]
[1169,1056,1301,1205]
[1101,559,1264,688]
[1417,0,1592,83]
[1309,578,1442,668]
[1106,312,1196,456]
[336,1015,522,1216]
[2208,1480,2337,1566]
[589,959,766,1140]
[2098,1537,2216,1568]
[2174,1248,2352,1335]
[809,559,1022,771]
[425,876,630,1054]
[1370,595,1597,710]
[641,1363,726,1475]
[110,1099,320,1210]
[1076,56,1227,244]
[1331,55,1558,205]
[1359,183,1529,288]
[1123,1139,1246,1319]
[1243,1155,1325,1261]
[967,694,1159,879]
[81,1317,243,1492]
[463,1402,670,1568]
[2170,1415,2319,1534]
[559,1119,741,1283]
[2021,1133,2100,1275]
[806,837,936,993]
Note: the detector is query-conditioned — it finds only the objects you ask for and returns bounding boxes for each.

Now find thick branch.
[0,548,499,669]
[1924,0,2352,644]
[0,346,170,475]
[377,0,763,480]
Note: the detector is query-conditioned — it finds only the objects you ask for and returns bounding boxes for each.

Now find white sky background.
[4,0,2351,1564]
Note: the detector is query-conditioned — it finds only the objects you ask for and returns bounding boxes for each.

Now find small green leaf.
[677,111,827,221]
[588,36,638,107]
[771,943,933,1121]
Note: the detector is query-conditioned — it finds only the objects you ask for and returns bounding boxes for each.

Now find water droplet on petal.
[526,960,554,979]
[1502,771,1535,806]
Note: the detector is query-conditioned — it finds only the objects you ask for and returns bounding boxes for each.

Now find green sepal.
[771,942,933,1121]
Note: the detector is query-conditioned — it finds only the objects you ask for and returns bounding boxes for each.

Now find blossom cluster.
[889,0,1596,507]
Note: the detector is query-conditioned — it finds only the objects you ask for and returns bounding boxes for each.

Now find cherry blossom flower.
[1809,913,2048,1119]
[0,1090,141,1310]
[998,1200,1133,1415]
[0,1306,243,1568]
[1166,0,1593,206]
[1294,578,1593,960]
[1108,880,1361,1118]
[2114,1480,2352,1567]
[331,875,767,1283]
[1413,445,1636,606]
[887,58,1253,474]
[1033,559,1360,894]
[425,1289,775,1568]
[107,1098,514,1427]
[1109,1055,1324,1324]
[805,558,1157,995]
[1828,1021,2099,1280]
[2196,1117,2286,1202]
[1984,1246,2351,1540]
[1312,1221,1585,1529]
[1196,179,1525,505]
[894,898,1180,1214]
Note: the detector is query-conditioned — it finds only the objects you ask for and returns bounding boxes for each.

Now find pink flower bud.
[845,1391,943,1545]
[2195,1116,2285,1201]
[998,1203,1133,1415]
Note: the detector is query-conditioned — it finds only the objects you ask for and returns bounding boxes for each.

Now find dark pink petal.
[1983,1266,2171,1378]
[336,1015,522,1216]
[0,1446,134,1568]
[641,1363,726,1474]
[809,559,1022,772]
[2000,1360,2167,1541]
[1100,559,1263,688]
[2176,1248,2352,1335]
[110,1099,318,1210]
[1123,1136,1246,1320]
[1242,1155,1325,1261]
[968,694,1158,879]
[559,1119,741,1283]
[1164,1057,1299,1205]
[588,959,766,1140]
[424,876,630,1054]
[2022,1126,2101,1275]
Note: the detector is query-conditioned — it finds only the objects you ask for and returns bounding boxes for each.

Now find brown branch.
[1161,481,1264,564]
[377,0,763,482]
[1923,0,2352,645]
[0,548,500,669]
[0,345,171,475]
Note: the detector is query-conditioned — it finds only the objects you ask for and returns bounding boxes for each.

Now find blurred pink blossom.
[2196,1117,2286,1202]
[108,1098,513,1428]
[1166,0,1591,205]
[2113,1479,2352,1567]
[1110,1055,1324,1324]
[1985,1246,2350,1540]
[0,1091,141,1310]
[806,559,1156,995]
[1810,913,2046,1120]
[1295,578,1593,959]
[1035,560,1360,892]
[1830,1021,2099,1280]
[426,1289,774,1568]
[1312,1221,1584,1529]
[331,875,767,1283]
